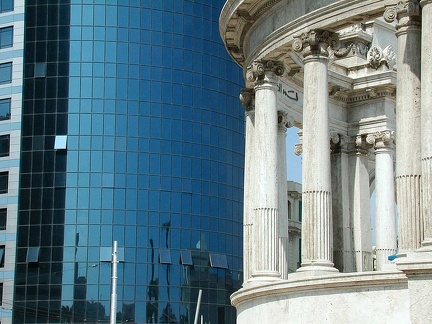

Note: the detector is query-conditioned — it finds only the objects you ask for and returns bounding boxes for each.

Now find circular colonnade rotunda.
[220,0,432,323]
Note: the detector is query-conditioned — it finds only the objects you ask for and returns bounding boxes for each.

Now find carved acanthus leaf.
[367,45,396,70]
[246,60,285,83]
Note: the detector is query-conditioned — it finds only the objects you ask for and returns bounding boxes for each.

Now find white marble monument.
[220,0,432,322]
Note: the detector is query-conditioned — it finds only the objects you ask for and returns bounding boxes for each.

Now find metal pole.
[110,240,118,324]
[193,289,203,324]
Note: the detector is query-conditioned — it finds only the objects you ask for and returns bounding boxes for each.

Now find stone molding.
[384,0,421,29]
[232,271,408,307]
[240,88,255,111]
[246,60,284,84]
[292,30,340,57]
[420,0,432,7]
[366,130,395,150]
[367,45,396,70]
[331,86,396,103]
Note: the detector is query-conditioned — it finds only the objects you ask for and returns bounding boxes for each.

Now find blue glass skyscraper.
[12,1,244,323]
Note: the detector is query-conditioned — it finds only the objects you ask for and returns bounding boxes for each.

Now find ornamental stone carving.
[367,45,396,70]
[384,0,421,28]
[366,131,395,149]
[355,135,372,156]
[278,112,294,131]
[294,129,303,156]
[292,30,340,57]
[239,88,255,111]
[245,60,284,83]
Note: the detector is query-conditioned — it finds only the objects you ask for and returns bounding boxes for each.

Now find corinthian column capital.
[245,60,285,84]
[239,88,255,111]
[384,0,421,28]
[366,130,395,150]
[292,29,340,57]
[277,111,294,132]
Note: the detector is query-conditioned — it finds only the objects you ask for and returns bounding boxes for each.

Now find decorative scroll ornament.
[366,130,395,149]
[367,45,396,70]
[384,0,421,28]
[278,112,294,131]
[239,88,255,111]
[292,30,340,57]
[355,135,372,155]
[245,60,284,83]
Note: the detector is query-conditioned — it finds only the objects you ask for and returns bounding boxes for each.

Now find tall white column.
[349,136,373,272]
[239,88,255,282]
[246,60,284,281]
[420,0,432,250]
[367,131,397,270]
[293,30,339,275]
[278,112,291,279]
[384,1,422,255]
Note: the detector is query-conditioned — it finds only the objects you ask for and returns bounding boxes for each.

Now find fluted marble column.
[246,60,284,280]
[278,112,291,279]
[384,1,422,255]
[331,134,355,273]
[367,131,397,270]
[293,30,339,274]
[420,0,432,250]
[350,136,373,272]
[240,88,255,282]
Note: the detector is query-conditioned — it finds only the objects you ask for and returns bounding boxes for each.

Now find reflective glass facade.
[14,1,244,323]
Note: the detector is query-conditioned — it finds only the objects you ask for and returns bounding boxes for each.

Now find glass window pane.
[0,62,12,84]
[26,247,40,263]
[0,172,7,194]
[34,63,47,78]
[0,209,6,230]
[0,98,10,120]
[0,134,9,157]
[0,0,13,13]
[159,249,171,264]
[54,135,67,149]
[0,26,12,49]
[180,250,193,265]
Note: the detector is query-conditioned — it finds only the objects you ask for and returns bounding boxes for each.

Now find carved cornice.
[331,86,396,103]
[240,88,255,111]
[288,191,302,200]
[367,45,396,70]
[292,30,340,58]
[384,0,421,29]
[246,60,285,84]
[366,130,395,150]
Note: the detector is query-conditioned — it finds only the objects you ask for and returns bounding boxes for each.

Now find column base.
[291,261,339,278]
[396,251,432,273]
[419,238,432,252]
[249,271,281,283]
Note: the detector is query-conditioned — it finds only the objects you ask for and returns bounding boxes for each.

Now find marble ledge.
[233,270,407,307]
